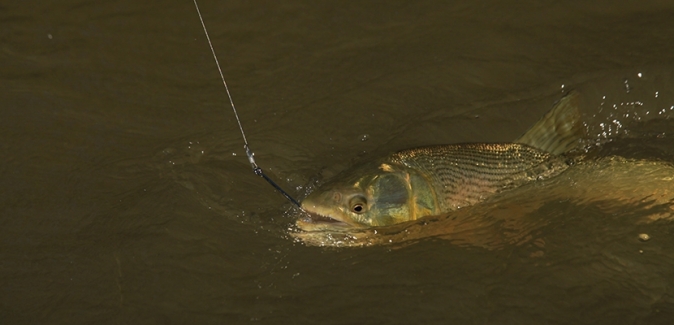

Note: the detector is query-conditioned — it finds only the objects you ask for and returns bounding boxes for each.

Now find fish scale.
[391,143,570,211]
[297,92,585,232]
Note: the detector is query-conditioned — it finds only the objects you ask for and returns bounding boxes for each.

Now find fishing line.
[192,0,301,207]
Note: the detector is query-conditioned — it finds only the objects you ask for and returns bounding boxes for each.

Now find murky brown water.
[3,0,674,324]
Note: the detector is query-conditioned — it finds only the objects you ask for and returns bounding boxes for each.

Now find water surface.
[2,0,674,324]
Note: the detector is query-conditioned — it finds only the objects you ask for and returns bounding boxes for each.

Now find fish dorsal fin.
[515,91,584,155]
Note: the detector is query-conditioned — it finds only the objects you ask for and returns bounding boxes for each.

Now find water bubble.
[637,72,643,78]
[360,134,370,142]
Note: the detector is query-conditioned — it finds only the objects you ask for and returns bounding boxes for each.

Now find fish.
[292,91,674,248]
[294,155,674,248]
[296,92,586,232]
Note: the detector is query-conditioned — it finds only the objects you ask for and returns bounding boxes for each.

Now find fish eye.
[349,196,368,214]
[352,204,364,213]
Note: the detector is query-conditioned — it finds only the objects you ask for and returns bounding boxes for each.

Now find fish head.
[298,161,437,231]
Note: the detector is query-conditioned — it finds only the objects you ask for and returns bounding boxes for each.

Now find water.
[2,0,674,324]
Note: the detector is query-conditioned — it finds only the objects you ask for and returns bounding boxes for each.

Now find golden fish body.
[294,156,674,248]
[298,92,584,232]
[389,143,569,212]
[298,144,569,231]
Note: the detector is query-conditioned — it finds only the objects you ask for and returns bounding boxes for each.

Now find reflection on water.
[2,0,674,324]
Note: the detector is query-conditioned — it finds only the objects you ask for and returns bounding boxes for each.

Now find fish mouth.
[296,208,353,231]
[306,212,344,224]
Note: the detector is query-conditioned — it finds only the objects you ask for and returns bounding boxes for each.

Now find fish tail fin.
[515,91,585,155]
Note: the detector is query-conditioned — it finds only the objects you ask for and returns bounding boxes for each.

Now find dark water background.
[3,0,674,324]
